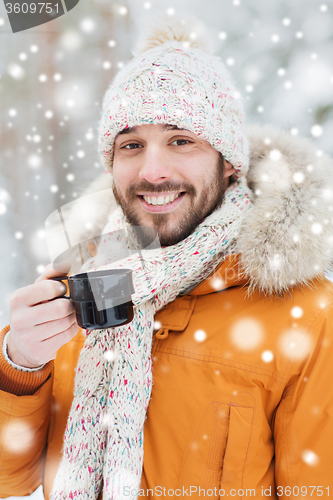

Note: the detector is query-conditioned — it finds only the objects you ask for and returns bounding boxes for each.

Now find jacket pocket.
[220,405,254,498]
[180,402,254,499]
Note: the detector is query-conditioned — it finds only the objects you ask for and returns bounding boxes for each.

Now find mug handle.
[50,276,70,299]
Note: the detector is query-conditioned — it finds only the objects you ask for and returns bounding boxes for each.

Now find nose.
[138,145,173,184]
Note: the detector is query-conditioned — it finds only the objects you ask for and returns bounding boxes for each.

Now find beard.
[112,155,228,247]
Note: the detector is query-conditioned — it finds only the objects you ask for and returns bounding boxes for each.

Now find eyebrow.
[116,124,186,136]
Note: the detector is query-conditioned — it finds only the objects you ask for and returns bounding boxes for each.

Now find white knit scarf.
[51,181,252,500]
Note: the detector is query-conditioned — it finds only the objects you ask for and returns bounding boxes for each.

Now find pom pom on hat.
[134,12,214,56]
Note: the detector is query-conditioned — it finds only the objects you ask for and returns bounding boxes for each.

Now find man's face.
[112,124,235,246]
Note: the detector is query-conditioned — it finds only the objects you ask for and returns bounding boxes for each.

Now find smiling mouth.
[138,192,186,206]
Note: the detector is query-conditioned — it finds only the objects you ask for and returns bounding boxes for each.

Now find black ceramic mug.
[52,269,134,330]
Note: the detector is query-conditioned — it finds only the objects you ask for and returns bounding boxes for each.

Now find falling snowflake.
[2,421,34,454]
[301,450,319,466]
[230,318,263,351]
[37,230,45,239]
[311,223,323,234]
[269,149,282,161]
[291,306,303,318]
[60,31,82,51]
[293,172,305,183]
[153,320,161,330]
[27,154,42,169]
[279,328,312,360]
[322,188,333,200]
[270,254,282,270]
[104,349,117,362]
[311,125,323,137]
[80,18,95,32]
[101,411,112,428]
[36,264,45,274]
[210,276,224,290]
[261,350,274,363]
[194,329,206,342]
[8,63,25,80]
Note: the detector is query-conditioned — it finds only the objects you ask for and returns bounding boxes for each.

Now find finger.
[35,260,71,283]
[29,297,74,326]
[40,322,80,357]
[34,312,78,342]
[11,293,73,329]
[10,279,68,310]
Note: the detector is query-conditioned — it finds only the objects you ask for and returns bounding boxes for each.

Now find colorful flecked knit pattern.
[98,27,249,179]
[50,180,252,499]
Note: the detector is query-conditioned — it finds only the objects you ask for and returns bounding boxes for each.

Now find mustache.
[127,180,196,196]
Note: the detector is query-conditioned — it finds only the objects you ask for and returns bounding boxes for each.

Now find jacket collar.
[189,254,248,296]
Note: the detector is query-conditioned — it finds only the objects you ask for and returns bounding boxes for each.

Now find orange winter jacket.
[1,255,333,500]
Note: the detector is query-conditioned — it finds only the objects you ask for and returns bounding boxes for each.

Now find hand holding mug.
[7,262,79,369]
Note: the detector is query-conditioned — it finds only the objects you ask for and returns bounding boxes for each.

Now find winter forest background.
[1,0,333,330]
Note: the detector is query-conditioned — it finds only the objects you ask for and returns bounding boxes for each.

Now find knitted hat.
[99,14,249,178]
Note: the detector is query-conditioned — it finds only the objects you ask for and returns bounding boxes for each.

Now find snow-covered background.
[1,0,333,329]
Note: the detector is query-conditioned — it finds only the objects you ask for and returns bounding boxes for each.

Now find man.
[1,14,333,500]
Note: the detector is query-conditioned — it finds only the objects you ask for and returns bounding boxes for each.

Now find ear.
[223,159,236,178]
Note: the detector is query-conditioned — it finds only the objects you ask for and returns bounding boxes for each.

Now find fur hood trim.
[238,124,333,293]
[62,124,333,294]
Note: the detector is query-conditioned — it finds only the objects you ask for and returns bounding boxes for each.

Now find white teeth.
[143,193,181,205]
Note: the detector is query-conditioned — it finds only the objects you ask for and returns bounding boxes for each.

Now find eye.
[170,138,192,146]
[121,142,143,149]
